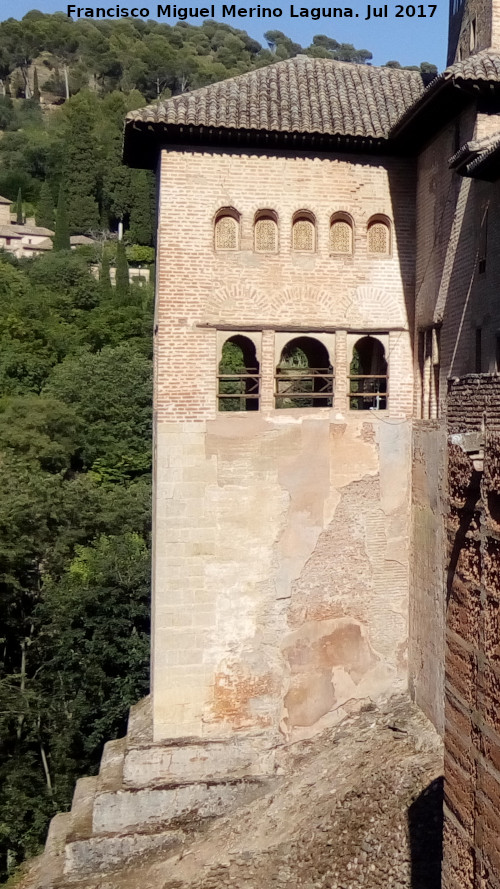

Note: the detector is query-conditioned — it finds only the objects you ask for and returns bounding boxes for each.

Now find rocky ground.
[23,694,444,889]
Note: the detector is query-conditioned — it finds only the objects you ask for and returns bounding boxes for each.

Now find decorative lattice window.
[367,220,390,254]
[330,220,352,254]
[255,217,277,253]
[292,217,315,252]
[215,213,239,250]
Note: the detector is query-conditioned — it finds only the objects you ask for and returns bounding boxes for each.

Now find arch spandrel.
[203,285,407,330]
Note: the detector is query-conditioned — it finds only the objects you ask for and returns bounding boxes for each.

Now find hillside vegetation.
[0,249,153,882]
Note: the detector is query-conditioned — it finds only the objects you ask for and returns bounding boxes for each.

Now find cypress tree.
[128,170,153,246]
[63,94,100,235]
[53,184,71,251]
[36,181,55,230]
[33,67,40,102]
[15,188,23,225]
[115,239,130,299]
[100,250,112,301]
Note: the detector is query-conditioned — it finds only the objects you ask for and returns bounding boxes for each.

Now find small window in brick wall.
[330,214,353,254]
[292,212,316,252]
[254,211,278,253]
[367,216,391,255]
[214,209,240,251]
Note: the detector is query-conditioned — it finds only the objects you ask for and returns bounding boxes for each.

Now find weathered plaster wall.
[409,420,447,736]
[153,145,415,743]
[154,414,411,742]
[443,377,500,889]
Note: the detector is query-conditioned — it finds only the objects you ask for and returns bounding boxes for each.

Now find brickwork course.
[26,0,500,884]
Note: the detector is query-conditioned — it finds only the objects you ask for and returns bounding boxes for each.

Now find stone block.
[123,737,276,788]
[67,776,98,842]
[127,695,153,745]
[37,813,71,889]
[64,829,184,877]
[92,778,271,835]
[44,812,71,858]
[97,737,125,793]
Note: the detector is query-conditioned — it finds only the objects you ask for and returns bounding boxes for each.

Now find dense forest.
[0,11,437,883]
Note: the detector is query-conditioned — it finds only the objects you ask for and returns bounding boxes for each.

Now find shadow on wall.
[408,775,443,889]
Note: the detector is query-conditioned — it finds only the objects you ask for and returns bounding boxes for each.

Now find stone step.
[45,811,71,858]
[126,695,152,746]
[92,777,273,836]
[64,828,184,878]
[123,735,276,788]
[67,776,98,842]
[36,811,71,889]
[97,737,126,793]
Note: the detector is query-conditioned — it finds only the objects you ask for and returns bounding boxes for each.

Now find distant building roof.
[70,234,96,246]
[22,237,53,251]
[0,226,22,238]
[9,223,54,237]
[0,195,12,205]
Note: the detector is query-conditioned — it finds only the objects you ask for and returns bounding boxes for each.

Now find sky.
[0,0,449,70]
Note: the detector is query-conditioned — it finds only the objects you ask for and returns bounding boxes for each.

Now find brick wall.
[155,146,416,423]
[443,376,500,889]
[415,107,500,417]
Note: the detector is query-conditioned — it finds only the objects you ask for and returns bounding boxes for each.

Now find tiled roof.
[23,238,53,251]
[126,56,426,140]
[70,235,96,245]
[9,223,54,236]
[444,50,500,82]
[390,51,500,137]
[0,194,11,205]
[0,226,21,238]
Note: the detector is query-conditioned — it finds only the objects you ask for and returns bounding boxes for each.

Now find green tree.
[15,187,23,224]
[128,170,153,246]
[36,181,55,230]
[62,93,100,234]
[53,184,70,251]
[33,66,40,102]
[99,249,112,301]
[43,343,152,479]
[115,239,130,300]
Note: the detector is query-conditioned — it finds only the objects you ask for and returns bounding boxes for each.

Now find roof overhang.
[124,119,416,169]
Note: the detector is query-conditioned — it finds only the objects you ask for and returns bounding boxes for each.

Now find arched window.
[214,209,240,251]
[275,336,334,408]
[330,214,353,254]
[254,210,278,253]
[349,336,388,410]
[218,335,260,411]
[292,212,315,252]
[367,216,391,255]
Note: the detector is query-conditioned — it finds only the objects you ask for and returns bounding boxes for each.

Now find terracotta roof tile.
[445,50,500,81]
[391,51,500,137]
[126,55,426,140]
